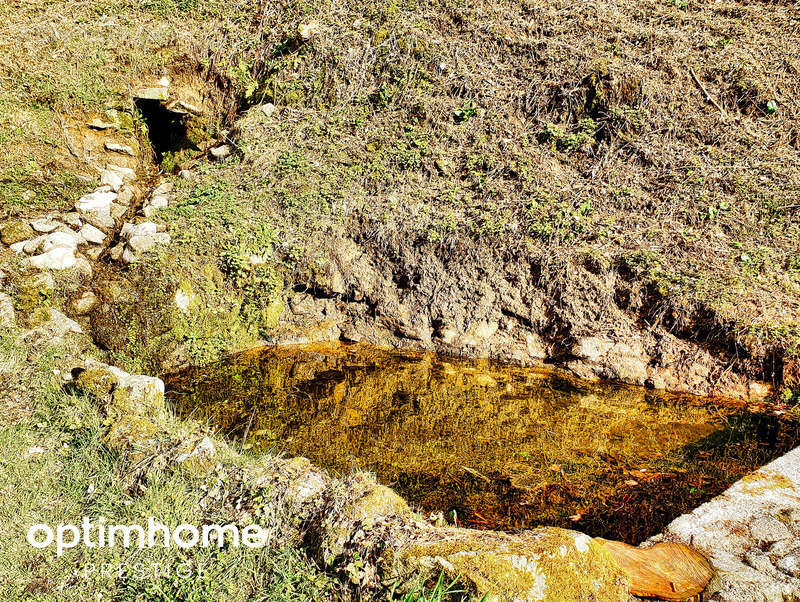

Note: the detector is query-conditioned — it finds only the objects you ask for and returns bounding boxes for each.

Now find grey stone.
[23,236,46,254]
[260,102,276,117]
[210,144,232,161]
[100,169,124,192]
[134,87,168,101]
[749,516,792,544]
[28,246,77,270]
[70,291,98,316]
[121,222,157,240]
[74,257,93,279]
[75,190,117,216]
[653,447,800,600]
[87,118,118,130]
[39,231,79,253]
[106,164,136,182]
[79,223,106,245]
[45,309,83,336]
[778,555,800,578]
[109,244,125,261]
[30,218,59,233]
[110,202,128,220]
[116,187,135,206]
[121,246,138,264]
[82,212,116,232]
[166,99,201,115]
[105,142,135,156]
[152,182,173,195]
[128,232,170,253]
[62,213,82,228]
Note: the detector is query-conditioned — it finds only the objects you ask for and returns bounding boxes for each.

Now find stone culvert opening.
[133,98,197,166]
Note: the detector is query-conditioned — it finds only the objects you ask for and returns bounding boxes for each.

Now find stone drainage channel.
[0,78,199,318]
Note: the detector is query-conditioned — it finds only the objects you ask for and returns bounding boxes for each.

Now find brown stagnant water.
[165,343,799,544]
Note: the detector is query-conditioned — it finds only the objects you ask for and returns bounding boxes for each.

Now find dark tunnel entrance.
[134,98,196,166]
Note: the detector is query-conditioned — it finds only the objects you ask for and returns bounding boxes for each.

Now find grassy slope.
[2,0,798,363]
[0,332,339,600]
[162,0,800,362]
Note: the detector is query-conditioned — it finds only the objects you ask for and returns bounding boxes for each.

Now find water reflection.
[166,343,798,544]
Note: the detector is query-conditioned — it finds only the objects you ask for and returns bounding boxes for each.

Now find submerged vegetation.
[167,344,800,544]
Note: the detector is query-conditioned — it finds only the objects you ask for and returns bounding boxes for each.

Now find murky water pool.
[165,343,798,544]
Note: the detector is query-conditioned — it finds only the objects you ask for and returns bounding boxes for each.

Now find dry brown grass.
[2,0,798,361]
[196,0,800,356]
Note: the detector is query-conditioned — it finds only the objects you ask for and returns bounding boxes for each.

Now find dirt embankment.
[267,231,782,401]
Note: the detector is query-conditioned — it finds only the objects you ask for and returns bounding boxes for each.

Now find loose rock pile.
[141,181,173,217]
[110,221,171,264]
[0,162,140,272]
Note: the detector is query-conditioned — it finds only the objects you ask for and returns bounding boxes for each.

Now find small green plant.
[140,0,200,15]
[276,150,305,175]
[607,105,644,133]
[228,59,259,99]
[540,119,596,152]
[738,245,771,274]
[453,101,478,123]
[394,573,468,602]
[766,100,778,114]
[704,200,731,221]
[788,254,800,274]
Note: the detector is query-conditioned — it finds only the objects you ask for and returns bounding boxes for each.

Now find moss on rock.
[0,220,34,245]
[13,271,54,317]
[394,527,630,601]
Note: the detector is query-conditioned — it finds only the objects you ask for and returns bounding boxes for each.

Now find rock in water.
[596,539,712,600]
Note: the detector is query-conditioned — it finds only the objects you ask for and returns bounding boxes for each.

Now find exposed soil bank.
[269,233,782,402]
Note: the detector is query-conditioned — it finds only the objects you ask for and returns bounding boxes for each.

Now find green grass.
[395,574,470,602]
[0,332,337,600]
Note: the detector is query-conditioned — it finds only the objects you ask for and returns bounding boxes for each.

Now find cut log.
[596,538,713,601]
